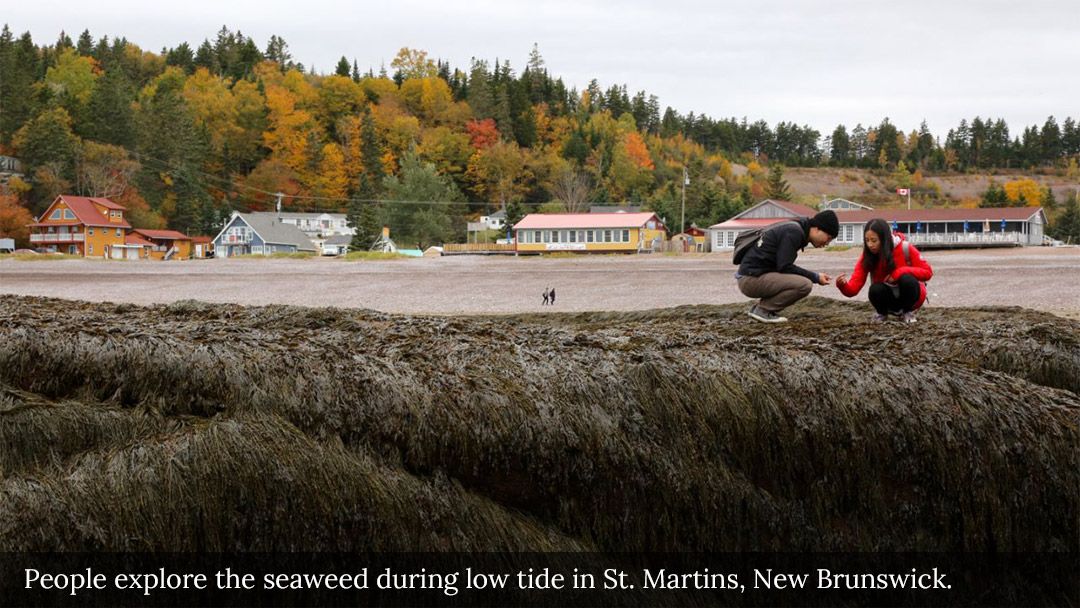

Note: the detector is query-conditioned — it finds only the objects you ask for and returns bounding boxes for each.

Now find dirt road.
[1,247,1077,317]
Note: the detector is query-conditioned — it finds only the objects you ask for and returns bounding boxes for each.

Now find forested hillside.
[1,26,1078,246]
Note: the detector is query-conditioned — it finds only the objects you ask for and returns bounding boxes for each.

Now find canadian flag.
[897,188,910,196]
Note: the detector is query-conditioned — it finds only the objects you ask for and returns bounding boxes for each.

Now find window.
[622,229,630,242]
[116,228,122,237]
[64,209,76,220]
[587,231,594,243]
[89,227,94,236]
[533,231,541,243]
[88,244,93,254]
[568,230,576,243]
[841,225,855,243]
[604,230,612,243]
[50,209,63,220]
[578,231,585,242]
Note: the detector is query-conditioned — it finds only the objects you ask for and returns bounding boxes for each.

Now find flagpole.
[907,190,911,210]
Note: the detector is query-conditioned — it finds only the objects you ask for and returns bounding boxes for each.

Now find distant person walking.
[735,210,839,323]
[836,218,933,323]
[549,287,556,305]
[542,288,550,305]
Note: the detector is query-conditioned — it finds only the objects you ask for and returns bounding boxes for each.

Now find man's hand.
[818,272,832,286]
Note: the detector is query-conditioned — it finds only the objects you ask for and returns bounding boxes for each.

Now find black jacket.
[737,218,819,282]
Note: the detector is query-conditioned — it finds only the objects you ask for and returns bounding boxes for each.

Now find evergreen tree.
[335,56,351,77]
[381,151,464,248]
[765,164,792,201]
[133,68,208,220]
[466,59,493,120]
[82,66,136,146]
[165,42,195,73]
[1050,194,1080,243]
[980,181,1009,207]
[830,124,851,166]
[76,30,94,56]
[346,194,381,251]
[12,106,80,175]
[360,110,384,190]
[0,29,38,145]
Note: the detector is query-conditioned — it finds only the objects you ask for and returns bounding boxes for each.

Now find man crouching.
[736,210,838,323]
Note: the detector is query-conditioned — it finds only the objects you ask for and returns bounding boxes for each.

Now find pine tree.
[0,29,38,145]
[360,110,384,190]
[335,56,351,77]
[76,30,94,56]
[82,66,136,146]
[765,164,792,201]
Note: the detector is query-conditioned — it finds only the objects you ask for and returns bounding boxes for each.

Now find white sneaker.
[900,311,918,324]
[748,305,788,323]
[871,313,887,323]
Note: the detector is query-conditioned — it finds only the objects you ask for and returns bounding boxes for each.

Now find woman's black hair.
[861,218,896,273]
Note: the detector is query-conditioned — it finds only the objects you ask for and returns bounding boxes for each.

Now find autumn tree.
[390,48,438,80]
[466,139,528,209]
[76,141,140,198]
[0,195,34,247]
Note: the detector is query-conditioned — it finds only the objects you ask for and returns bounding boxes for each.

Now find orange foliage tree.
[0,195,34,247]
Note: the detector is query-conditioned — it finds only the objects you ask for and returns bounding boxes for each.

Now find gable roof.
[834,207,1046,223]
[124,234,155,247]
[33,195,131,228]
[730,199,818,221]
[514,212,662,230]
[134,229,191,240]
[214,212,316,251]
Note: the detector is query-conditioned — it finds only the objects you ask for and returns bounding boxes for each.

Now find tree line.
[0,25,1077,248]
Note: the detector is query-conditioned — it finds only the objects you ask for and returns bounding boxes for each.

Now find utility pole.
[681,167,688,234]
[275,192,284,218]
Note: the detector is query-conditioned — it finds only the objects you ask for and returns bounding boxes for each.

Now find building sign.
[546,243,587,251]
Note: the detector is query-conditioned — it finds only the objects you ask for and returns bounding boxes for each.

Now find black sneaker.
[748,305,788,323]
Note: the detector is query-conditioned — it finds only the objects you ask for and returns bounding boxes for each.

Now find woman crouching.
[836,218,933,323]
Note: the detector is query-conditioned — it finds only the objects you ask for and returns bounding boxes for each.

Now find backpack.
[732,220,800,265]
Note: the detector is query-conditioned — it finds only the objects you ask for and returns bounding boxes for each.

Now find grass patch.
[343,251,411,261]
[825,244,853,252]
[7,253,84,261]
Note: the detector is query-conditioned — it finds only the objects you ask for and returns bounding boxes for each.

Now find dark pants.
[868,274,920,315]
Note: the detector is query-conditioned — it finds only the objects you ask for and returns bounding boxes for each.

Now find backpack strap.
[901,240,911,266]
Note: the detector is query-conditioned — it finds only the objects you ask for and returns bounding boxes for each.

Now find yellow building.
[133,229,194,260]
[513,212,668,254]
[28,195,132,258]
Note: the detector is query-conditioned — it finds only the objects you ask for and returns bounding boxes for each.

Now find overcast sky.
[7,0,1079,140]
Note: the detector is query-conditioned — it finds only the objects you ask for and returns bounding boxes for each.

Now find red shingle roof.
[57,195,131,228]
[514,213,663,230]
[124,234,155,247]
[134,229,191,240]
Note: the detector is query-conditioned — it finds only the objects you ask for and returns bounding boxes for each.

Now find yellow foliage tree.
[312,143,349,200]
[1003,178,1042,206]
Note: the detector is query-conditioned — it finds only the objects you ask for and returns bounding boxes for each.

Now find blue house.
[212,212,317,257]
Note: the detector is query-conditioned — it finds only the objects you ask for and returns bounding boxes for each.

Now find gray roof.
[590,205,643,213]
[488,209,506,219]
[229,213,316,251]
[323,234,353,246]
[272,211,347,220]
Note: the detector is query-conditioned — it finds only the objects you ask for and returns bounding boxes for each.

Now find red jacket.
[837,233,933,309]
